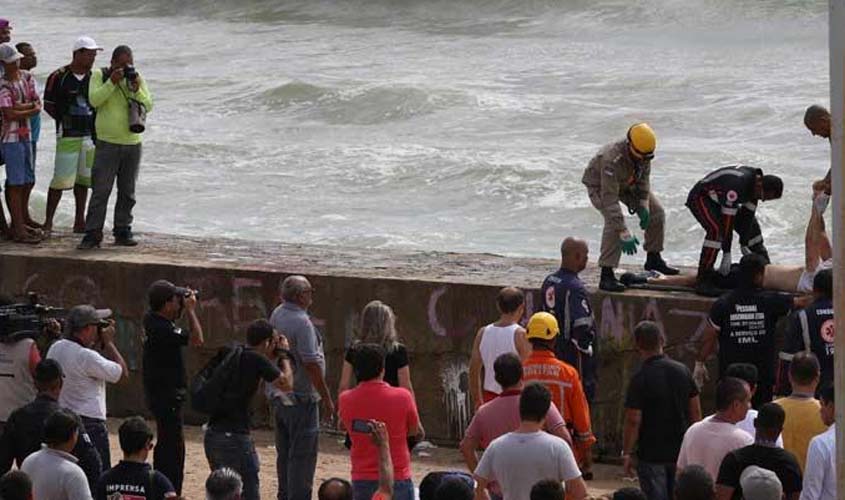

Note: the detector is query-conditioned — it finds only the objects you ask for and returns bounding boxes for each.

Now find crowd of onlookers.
[0,18,152,248]
[0,230,837,500]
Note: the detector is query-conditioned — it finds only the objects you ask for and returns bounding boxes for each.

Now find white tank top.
[0,338,37,421]
[479,323,518,394]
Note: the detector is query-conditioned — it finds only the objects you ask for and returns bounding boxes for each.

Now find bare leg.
[8,186,39,243]
[22,183,41,229]
[73,184,88,233]
[0,195,10,239]
[43,188,63,232]
[805,192,827,271]
[647,273,698,287]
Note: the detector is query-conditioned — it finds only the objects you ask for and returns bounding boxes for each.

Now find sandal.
[14,234,41,244]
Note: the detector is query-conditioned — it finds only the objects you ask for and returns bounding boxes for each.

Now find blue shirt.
[540,268,596,356]
[269,302,325,401]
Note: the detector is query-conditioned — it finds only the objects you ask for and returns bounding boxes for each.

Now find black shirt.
[0,394,102,489]
[716,443,802,499]
[345,343,409,387]
[785,298,834,390]
[42,66,95,138]
[625,354,699,463]
[709,288,793,387]
[208,348,281,434]
[142,312,189,401]
[96,461,175,500]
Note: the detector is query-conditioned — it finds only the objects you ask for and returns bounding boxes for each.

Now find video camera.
[0,293,67,342]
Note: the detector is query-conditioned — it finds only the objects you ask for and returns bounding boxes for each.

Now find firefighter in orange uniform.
[523,312,596,478]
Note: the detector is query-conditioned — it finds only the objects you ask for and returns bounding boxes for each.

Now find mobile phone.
[351,419,373,434]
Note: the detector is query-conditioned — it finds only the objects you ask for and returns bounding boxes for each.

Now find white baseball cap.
[0,43,21,64]
[740,466,783,500]
[73,36,103,52]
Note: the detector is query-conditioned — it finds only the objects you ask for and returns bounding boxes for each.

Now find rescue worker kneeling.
[686,165,783,294]
[582,123,678,292]
[522,312,596,478]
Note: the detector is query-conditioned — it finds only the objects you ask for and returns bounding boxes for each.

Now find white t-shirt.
[704,410,783,447]
[677,418,754,480]
[47,339,122,420]
[21,447,93,500]
[800,424,835,500]
[475,430,581,500]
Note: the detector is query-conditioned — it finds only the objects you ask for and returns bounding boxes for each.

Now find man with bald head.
[540,237,598,402]
[804,105,833,200]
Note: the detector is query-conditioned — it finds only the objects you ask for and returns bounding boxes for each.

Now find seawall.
[0,232,716,459]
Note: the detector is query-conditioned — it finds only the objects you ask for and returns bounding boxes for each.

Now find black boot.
[113,227,139,247]
[77,231,102,250]
[599,266,626,292]
[645,252,679,275]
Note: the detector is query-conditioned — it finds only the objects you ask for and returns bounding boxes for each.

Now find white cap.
[740,466,782,500]
[0,43,21,64]
[73,36,103,52]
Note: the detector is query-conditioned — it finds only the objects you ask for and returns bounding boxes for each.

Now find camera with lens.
[0,293,66,344]
[123,65,138,83]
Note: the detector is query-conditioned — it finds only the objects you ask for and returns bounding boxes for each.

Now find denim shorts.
[2,141,34,186]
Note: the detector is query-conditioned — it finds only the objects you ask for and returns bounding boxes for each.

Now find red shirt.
[339,380,420,481]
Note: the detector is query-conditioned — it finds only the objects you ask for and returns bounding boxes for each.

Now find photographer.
[142,279,204,496]
[78,44,152,250]
[204,319,293,500]
[47,305,128,470]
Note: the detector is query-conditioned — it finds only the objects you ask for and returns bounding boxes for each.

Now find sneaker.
[77,234,101,250]
[113,228,138,247]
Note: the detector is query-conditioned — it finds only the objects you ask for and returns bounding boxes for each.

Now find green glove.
[620,231,640,255]
[637,206,650,230]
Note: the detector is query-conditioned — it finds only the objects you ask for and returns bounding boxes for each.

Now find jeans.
[80,417,110,471]
[150,398,186,494]
[637,461,676,500]
[204,429,260,500]
[273,398,319,500]
[84,140,141,236]
[353,479,414,500]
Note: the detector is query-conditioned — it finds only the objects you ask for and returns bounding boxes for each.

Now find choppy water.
[8,0,829,265]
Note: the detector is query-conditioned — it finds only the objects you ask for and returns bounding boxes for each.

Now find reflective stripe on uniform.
[747,234,763,246]
[702,167,745,183]
[799,310,812,353]
[721,207,738,215]
[704,239,722,249]
[741,246,752,256]
[573,317,593,328]
[743,202,757,212]
[779,352,794,361]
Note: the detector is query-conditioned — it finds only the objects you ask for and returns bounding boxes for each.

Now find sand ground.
[105,419,632,500]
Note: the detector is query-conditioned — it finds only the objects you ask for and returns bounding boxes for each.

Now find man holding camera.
[47,305,128,470]
[78,44,152,249]
[142,280,203,496]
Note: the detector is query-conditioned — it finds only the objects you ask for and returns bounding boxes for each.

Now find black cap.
[34,358,63,383]
[148,280,190,310]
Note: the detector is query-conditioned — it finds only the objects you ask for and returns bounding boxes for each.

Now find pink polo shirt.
[339,380,420,481]
[464,389,567,448]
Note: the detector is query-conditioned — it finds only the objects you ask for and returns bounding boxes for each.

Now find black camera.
[0,293,66,342]
[124,65,138,83]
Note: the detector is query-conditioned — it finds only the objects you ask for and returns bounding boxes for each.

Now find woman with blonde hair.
[338,300,414,393]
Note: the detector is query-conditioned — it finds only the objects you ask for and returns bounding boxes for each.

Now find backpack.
[190,343,244,415]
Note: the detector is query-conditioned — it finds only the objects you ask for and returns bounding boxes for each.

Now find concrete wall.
[0,235,717,459]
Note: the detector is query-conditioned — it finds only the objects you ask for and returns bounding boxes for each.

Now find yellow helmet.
[627,123,656,159]
[526,312,559,341]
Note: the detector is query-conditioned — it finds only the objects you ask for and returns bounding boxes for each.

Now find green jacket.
[88,67,153,145]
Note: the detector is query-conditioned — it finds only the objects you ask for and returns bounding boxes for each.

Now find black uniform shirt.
[709,288,793,387]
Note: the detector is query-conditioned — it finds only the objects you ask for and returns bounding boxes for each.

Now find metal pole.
[829,1,845,497]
